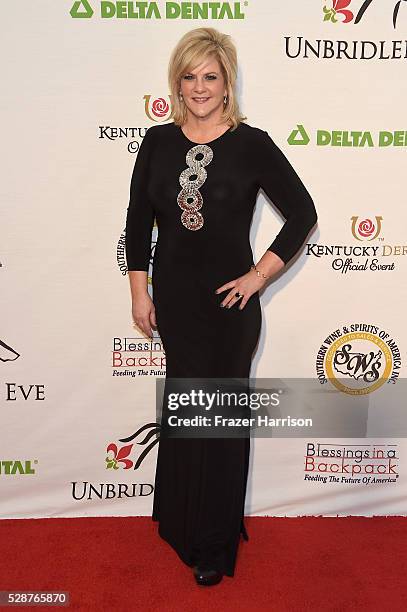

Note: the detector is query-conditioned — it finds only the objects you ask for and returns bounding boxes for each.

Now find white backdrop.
[1,0,406,518]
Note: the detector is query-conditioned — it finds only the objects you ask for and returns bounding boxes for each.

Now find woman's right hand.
[132,292,156,340]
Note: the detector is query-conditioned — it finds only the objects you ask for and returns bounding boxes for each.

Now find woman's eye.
[182,74,217,80]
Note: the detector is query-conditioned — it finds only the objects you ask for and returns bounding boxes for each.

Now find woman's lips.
[192,97,209,103]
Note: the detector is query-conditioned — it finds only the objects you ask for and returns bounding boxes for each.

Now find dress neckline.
[177,122,233,146]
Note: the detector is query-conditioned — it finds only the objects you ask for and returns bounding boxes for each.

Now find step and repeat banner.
[1,1,406,518]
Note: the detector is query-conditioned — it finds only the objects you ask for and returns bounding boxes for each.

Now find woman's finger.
[220,288,236,307]
[134,317,152,339]
[142,317,153,338]
[215,279,237,294]
[238,293,250,310]
[221,287,242,308]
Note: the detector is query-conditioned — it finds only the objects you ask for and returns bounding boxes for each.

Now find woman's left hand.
[214,269,267,310]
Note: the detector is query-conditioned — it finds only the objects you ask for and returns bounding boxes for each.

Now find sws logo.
[323,0,407,29]
[316,323,402,394]
[106,422,160,470]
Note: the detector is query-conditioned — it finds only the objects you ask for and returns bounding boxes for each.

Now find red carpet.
[0,516,406,611]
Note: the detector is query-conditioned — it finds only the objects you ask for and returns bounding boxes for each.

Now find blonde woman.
[125,27,317,586]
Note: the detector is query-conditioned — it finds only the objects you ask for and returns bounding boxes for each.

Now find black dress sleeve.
[125,127,155,272]
[256,130,318,264]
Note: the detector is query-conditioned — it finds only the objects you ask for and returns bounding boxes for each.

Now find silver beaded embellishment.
[177,144,213,230]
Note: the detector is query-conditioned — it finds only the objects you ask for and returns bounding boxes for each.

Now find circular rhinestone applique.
[181,210,204,230]
[177,188,203,212]
[179,164,207,190]
[177,144,213,231]
[186,145,213,168]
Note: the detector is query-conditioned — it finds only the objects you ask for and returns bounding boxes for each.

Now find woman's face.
[179,56,227,122]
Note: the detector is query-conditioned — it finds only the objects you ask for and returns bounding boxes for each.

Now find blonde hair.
[167,27,247,131]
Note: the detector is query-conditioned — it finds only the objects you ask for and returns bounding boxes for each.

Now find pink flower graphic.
[151,98,169,118]
[357,219,375,239]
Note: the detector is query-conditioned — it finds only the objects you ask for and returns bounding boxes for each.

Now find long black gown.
[125,120,317,577]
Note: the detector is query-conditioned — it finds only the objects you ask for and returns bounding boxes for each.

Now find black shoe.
[193,566,223,586]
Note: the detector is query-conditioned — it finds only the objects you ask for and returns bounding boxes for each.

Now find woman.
[125,27,317,586]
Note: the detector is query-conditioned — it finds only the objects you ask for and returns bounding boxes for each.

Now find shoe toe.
[193,567,223,586]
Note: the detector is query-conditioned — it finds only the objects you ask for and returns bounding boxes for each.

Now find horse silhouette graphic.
[0,339,20,363]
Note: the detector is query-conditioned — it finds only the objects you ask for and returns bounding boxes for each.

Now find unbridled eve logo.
[286,3,407,60]
[106,422,160,470]
[323,0,407,28]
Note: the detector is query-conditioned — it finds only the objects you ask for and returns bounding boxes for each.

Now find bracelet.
[250,264,270,279]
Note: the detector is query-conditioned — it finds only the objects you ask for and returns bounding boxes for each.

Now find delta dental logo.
[304,441,399,484]
[0,460,38,475]
[306,216,404,274]
[288,125,407,148]
[70,0,247,19]
[106,422,160,470]
[316,323,402,394]
[285,1,407,60]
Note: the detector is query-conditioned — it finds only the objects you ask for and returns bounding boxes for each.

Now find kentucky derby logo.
[305,214,402,274]
[323,0,407,28]
[351,216,383,241]
[106,422,160,470]
[316,323,401,394]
